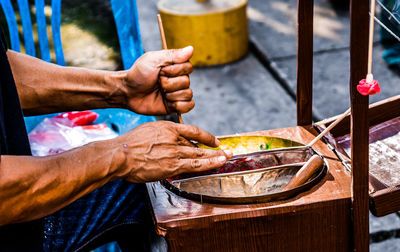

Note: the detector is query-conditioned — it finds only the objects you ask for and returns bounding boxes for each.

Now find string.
[375,0,400,42]
[374,15,400,42]
[377,0,400,26]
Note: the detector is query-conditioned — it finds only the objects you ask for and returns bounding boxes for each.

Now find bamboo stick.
[157,14,184,124]
[308,108,351,147]
[367,0,376,83]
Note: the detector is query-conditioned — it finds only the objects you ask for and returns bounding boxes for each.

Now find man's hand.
[124,46,194,115]
[114,121,232,182]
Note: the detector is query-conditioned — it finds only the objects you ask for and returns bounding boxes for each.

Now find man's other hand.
[124,46,194,115]
[113,121,233,183]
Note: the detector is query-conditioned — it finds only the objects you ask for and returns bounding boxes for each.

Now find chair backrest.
[0,0,143,69]
[110,0,144,69]
[0,0,64,65]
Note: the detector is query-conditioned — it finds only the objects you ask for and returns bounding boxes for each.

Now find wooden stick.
[283,155,324,191]
[157,14,183,124]
[308,108,351,147]
[158,14,168,50]
[367,0,376,83]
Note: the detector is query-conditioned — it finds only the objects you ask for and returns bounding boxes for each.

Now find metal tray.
[161,145,328,204]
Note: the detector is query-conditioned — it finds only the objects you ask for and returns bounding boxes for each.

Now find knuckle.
[175,149,184,159]
[187,89,193,99]
[167,50,174,62]
[195,148,204,157]
[160,79,171,91]
[177,161,187,170]
[171,64,177,72]
[189,101,195,110]
[187,63,194,74]
[190,159,202,169]
[188,125,200,136]
[175,122,186,132]
[183,75,190,88]
[178,137,190,146]
[218,150,227,157]
[203,158,212,168]
[208,133,216,145]
[160,76,169,85]
[180,101,194,114]
[161,120,174,129]
[165,92,173,100]
[182,62,193,73]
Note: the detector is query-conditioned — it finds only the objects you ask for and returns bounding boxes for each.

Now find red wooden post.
[350,0,370,250]
[296,0,314,126]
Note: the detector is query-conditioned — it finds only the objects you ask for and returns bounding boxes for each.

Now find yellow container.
[158,0,248,66]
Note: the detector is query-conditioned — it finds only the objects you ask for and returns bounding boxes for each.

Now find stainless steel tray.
[161,145,328,204]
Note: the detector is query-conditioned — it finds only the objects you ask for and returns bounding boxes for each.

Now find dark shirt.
[0,29,31,155]
[0,27,43,251]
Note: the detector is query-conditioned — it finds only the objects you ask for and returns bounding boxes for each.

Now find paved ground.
[136,0,400,250]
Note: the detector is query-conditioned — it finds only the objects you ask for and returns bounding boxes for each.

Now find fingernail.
[182,46,193,54]
[218,156,226,162]
[215,138,220,146]
[224,150,233,157]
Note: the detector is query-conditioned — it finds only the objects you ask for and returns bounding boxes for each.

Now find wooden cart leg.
[296,0,314,126]
[350,0,370,251]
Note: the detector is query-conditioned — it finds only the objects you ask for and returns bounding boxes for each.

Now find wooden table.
[146,126,352,251]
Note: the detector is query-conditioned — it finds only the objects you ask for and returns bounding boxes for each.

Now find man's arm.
[7,46,194,116]
[0,122,232,226]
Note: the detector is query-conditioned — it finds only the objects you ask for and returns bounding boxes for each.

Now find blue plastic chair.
[0,0,155,134]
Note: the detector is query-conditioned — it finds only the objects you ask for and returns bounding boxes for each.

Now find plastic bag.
[28,111,118,156]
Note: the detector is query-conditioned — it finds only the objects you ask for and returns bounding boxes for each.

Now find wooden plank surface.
[371,187,400,217]
[146,126,352,251]
[349,0,370,250]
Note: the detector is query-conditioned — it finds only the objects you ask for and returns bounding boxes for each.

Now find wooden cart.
[146,0,398,250]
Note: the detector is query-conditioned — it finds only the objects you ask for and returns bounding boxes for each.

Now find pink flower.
[357,79,381,96]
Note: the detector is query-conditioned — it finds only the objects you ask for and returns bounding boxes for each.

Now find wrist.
[103,70,129,109]
[74,139,128,182]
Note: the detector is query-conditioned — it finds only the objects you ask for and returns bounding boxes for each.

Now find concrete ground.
[136,0,400,250]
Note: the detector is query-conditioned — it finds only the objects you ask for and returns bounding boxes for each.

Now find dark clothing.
[0,28,151,251]
[0,26,44,251]
[43,179,150,252]
[0,23,31,156]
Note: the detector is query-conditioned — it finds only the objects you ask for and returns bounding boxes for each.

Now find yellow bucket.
[158,0,248,66]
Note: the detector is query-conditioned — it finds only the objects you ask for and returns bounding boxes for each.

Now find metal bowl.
[162,137,327,204]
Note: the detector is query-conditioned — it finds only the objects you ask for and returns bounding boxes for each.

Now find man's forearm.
[0,139,125,225]
[7,50,128,116]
